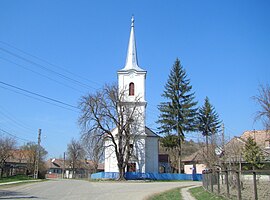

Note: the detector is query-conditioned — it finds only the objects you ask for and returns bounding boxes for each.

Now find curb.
[0,179,41,186]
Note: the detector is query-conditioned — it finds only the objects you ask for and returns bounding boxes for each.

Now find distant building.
[0,150,29,177]
[104,17,159,173]
[240,130,270,153]
[46,158,104,179]
[182,130,270,174]
[158,154,172,173]
[182,149,207,174]
[223,130,270,167]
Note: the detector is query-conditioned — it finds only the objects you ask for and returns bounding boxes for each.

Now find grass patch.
[189,187,227,200]
[147,187,182,200]
[0,175,34,183]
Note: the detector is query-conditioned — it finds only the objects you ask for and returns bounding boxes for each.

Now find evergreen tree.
[160,134,179,150]
[197,97,221,167]
[243,137,265,170]
[157,58,197,173]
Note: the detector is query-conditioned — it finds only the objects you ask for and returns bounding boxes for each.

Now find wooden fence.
[202,169,270,200]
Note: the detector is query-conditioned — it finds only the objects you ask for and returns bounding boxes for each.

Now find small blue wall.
[90,172,202,181]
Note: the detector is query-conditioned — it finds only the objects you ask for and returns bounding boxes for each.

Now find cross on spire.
[131,15,134,27]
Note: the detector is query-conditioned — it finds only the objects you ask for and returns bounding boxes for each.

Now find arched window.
[129,82,134,96]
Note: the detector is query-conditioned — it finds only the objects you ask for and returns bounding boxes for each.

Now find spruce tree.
[157,58,197,173]
[197,97,221,167]
[243,137,265,170]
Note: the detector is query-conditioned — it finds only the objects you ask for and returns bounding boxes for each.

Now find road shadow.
[0,190,38,199]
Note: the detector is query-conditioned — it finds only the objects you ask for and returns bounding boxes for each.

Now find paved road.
[0,179,201,200]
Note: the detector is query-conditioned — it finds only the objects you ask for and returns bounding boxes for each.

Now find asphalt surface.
[0,179,201,200]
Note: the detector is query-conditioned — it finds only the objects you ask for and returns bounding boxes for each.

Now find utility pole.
[222,123,225,150]
[221,123,225,170]
[34,129,41,179]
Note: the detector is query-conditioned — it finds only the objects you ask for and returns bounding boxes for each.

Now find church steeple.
[118,16,147,102]
[121,16,145,71]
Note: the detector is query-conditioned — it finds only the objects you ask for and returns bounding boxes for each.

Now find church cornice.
[117,69,147,75]
[118,101,147,107]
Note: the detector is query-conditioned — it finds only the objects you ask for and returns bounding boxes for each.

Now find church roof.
[109,126,159,138]
[119,16,146,72]
[146,126,159,137]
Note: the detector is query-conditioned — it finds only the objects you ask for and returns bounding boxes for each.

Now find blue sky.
[0,0,269,158]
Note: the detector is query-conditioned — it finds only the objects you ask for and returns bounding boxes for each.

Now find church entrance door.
[127,163,136,172]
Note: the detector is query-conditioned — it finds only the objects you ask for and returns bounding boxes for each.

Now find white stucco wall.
[118,70,146,102]
[104,138,118,172]
[132,136,146,172]
[184,164,206,174]
[104,131,148,173]
[118,70,146,130]
[145,136,159,173]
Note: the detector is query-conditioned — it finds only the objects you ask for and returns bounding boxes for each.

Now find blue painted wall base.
[90,172,202,181]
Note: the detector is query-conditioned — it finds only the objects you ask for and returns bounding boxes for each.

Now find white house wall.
[145,136,159,173]
[133,136,146,172]
[104,138,118,172]
[184,164,206,174]
[104,133,147,173]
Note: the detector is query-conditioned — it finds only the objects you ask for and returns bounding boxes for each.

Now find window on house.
[129,82,134,96]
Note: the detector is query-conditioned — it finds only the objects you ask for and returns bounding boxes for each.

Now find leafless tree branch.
[253,84,270,130]
[78,83,144,180]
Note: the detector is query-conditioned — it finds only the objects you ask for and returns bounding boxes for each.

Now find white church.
[104,17,159,173]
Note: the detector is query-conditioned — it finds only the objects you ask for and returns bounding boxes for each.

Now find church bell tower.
[104,17,158,174]
[117,16,147,132]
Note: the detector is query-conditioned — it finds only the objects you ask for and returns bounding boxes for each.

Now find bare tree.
[253,84,270,130]
[66,138,85,177]
[21,142,47,177]
[223,137,244,170]
[0,136,16,177]
[78,84,143,180]
[81,129,104,173]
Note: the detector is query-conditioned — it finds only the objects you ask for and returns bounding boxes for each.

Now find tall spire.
[122,16,144,71]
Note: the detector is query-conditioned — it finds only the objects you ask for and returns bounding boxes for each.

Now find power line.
[0,108,36,134]
[225,125,239,135]
[0,40,101,88]
[0,57,86,94]
[0,85,78,113]
[0,81,79,110]
[0,47,97,91]
[0,128,34,142]
[0,42,165,114]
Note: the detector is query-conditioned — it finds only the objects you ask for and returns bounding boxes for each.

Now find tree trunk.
[206,135,209,155]
[93,162,98,173]
[176,123,182,174]
[178,150,181,174]
[206,135,209,167]
[0,167,3,178]
[178,140,182,174]
[117,154,126,181]
[118,166,126,180]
